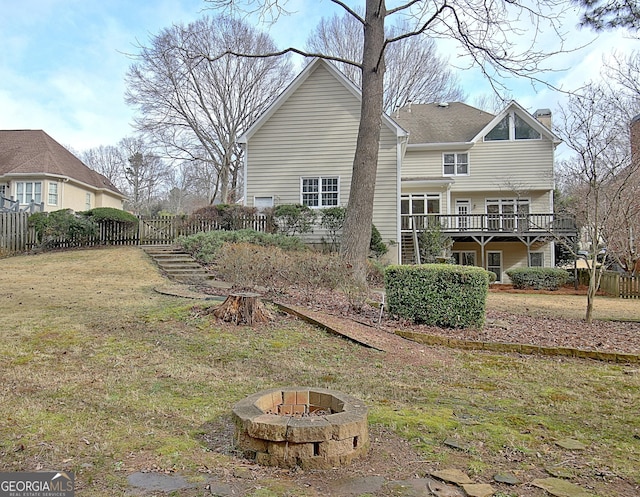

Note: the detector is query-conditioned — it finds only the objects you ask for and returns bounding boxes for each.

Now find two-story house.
[240,58,575,282]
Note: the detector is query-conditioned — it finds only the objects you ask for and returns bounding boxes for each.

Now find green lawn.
[0,247,638,496]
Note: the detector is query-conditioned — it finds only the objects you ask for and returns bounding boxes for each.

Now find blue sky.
[0,0,637,153]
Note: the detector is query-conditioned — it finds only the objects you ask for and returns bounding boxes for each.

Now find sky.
[0,0,638,154]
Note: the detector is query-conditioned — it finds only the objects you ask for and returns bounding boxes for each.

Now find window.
[16,181,42,204]
[0,184,7,197]
[301,176,339,207]
[452,251,476,266]
[514,114,541,139]
[401,193,440,230]
[485,116,509,141]
[529,252,544,267]
[85,192,92,210]
[486,198,530,230]
[443,153,469,175]
[484,112,541,141]
[254,196,274,211]
[487,251,502,282]
[48,182,58,206]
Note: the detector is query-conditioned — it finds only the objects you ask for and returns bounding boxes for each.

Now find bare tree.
[555,84,635,322]
[306,11,464,113]
[205,0,574,281]
[81,145,127,192]
[125,15,293,205]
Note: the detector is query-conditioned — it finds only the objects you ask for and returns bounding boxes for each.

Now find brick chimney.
[534,108,552,130]
[631,114,640,164]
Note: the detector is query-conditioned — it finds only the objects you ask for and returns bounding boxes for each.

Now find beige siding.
[452,240,554,282]
[450,190,552,215]
[403,138,555,193]
[245,62,399,262]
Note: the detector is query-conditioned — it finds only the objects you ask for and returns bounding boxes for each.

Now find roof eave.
[406,141,473,151]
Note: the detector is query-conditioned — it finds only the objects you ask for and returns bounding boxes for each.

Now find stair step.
[142,245,212,281]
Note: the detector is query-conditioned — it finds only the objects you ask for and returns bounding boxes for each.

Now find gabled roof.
[473,100,561,144]
[0,130,123,196]
[392,102,495,144]
[238,58,407,143]
[392,100,562,146]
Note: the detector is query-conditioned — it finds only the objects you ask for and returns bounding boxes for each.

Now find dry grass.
[0,247,638,497]
[487,291,640,321]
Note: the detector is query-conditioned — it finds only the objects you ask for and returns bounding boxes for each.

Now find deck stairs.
[142,245,212,282]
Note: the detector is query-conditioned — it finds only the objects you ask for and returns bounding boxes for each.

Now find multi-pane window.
[484,112,541,141]
[301,176,339,207]
[48,182,58,205]
[401,193,441,230]
[452,251,476,266]
[529,252,544,267]
[443,153,469,175]
[16,181,42,204]
[486,198,530,230]
[0,184,7,197]
[85,192,92,210]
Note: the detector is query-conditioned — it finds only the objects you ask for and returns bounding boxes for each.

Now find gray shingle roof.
[392,102,495,144]
[0,130,122,194]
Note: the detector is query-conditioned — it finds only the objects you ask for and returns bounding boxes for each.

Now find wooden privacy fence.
[576,268,640,299]
[0,213,273,253]
[0,212,38,253]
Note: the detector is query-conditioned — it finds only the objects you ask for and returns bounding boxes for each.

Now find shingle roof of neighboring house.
[392,102,495,144]
[0,129,123,195]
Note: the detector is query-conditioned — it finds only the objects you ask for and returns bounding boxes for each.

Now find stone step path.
[142,244,212,282]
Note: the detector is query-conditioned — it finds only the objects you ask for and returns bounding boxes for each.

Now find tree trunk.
[213,292,273,325]
[340,0,387,283]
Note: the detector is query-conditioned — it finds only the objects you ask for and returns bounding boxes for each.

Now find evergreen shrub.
[506,267,569,290]
[178,229,306,263]
[29,209,97,248]
[385,264,489,328]
[82,207,138,226]
[273,204,317,236]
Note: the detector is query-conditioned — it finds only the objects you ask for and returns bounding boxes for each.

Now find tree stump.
[212,293,273,325]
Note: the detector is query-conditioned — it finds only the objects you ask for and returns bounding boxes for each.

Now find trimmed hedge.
[177,229,307,263]
[385,264,489,329]
[81,207,138,225]
[506,267,569,290]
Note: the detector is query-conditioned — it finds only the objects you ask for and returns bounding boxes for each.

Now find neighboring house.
[240,58,576,283]
[0,130,125,213]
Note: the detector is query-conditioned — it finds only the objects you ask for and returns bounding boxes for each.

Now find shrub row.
[29,208,139,248]
[385,264,489,329]
[177,229,307,264]
[505,267,569,290]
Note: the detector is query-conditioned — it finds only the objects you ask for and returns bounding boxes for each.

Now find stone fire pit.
[232,387,369,469]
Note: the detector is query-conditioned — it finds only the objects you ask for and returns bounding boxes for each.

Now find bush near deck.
[506,267,569,290]
[385,264,489,328]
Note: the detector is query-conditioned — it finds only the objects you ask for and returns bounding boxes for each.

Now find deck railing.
[401,213,577,234]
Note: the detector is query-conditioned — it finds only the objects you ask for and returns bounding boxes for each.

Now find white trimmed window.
[301,176,339,207]
[529,252,544,267]
[443,153,469,175]
[16,181,42,204]
[484,112,541,141]
[452,251,476,266]
[48,182,58,206]
[254,196,274,211]
[85,192,92,210]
